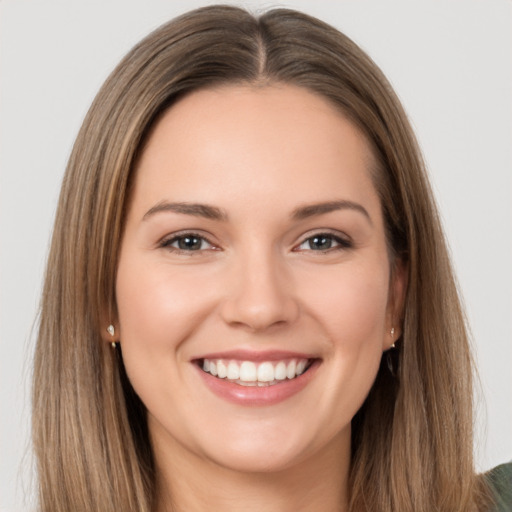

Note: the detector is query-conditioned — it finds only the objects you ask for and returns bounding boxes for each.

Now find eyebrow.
[291,200,372,224]
[142,199,372,224]
[143,201,228,221]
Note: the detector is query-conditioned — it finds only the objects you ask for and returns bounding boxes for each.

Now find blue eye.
[162,233,213,252]
[296,233,351,252]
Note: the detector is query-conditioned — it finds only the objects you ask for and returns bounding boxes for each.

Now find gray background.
[1,1,510,510]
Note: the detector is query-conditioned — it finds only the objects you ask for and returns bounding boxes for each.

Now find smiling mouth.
[197,358,315,387]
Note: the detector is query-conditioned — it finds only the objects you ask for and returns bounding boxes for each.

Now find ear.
[384,258,408,350]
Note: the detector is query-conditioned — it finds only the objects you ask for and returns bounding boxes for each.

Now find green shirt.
[486,462,512,511]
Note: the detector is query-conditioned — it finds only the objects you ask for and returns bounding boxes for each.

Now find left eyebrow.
[142,201,228,221]
[291,200,372,225]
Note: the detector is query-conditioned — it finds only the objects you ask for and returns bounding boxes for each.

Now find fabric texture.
[486,462,512,511]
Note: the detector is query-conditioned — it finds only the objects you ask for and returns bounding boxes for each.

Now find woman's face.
[115,84,404,473]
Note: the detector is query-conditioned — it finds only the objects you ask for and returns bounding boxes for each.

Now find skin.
[112,84,405,512]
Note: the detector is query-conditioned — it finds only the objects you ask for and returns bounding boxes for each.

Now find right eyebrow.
[142,201,228,222]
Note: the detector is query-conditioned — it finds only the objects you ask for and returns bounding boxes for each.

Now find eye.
[295,233,351,252]
[160,233,216,253]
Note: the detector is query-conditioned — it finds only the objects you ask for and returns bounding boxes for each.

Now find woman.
[32,5,511,511]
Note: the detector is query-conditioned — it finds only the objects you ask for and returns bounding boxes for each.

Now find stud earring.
[107,324,116,349]
[387,327,398,375]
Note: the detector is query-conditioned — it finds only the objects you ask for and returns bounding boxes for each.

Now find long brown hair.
[33,5,490,511]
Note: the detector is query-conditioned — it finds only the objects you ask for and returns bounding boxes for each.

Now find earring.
[107,324,116,349]
[386,327,399,375]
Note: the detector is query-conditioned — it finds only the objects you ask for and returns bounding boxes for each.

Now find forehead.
[132,84,380,218]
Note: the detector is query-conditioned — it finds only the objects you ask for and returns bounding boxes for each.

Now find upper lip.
[192,349,319,362]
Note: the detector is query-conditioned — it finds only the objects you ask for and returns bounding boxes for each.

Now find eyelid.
[157,228,352,254]
[158,230,220,253]
[293,229,353,252]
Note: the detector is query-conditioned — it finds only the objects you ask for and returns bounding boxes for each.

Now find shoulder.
[484,462,512,512]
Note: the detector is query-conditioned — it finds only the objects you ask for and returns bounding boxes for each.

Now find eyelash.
[294,232,353,253]
[159,232,217,254]
[159,231,352,254]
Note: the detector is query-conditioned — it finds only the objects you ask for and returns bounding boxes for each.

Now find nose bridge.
[220,242,299,331]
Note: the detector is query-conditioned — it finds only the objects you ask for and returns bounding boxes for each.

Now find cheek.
[114,256,221,427]
[299,262,389,420]
[297,258,389,404]
[115,255,218,356]
[335,273,388,344]
[298,260,390,346]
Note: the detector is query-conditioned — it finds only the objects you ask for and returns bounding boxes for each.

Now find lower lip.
[195,360,320,406]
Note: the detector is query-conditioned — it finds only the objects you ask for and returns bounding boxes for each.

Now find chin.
[193,418,334,475]
[203,441,309,474]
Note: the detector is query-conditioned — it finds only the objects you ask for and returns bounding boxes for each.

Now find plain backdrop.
[1,1,510,510]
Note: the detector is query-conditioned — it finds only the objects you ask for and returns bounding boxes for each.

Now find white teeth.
[217,361,227,379]
[286,360,296,379]
[296,360,307,375]
[275,362,287,380]
[257,362,274,382]
[239,361,257,382]
[227,361,239,380]
[201,357,312,384]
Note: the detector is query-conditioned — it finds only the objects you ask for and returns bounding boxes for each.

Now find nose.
[220,251,300,332]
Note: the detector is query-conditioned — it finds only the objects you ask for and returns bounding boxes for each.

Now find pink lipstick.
[192,350,320,406]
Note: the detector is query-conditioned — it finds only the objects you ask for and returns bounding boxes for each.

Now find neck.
[153,430,350,512]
